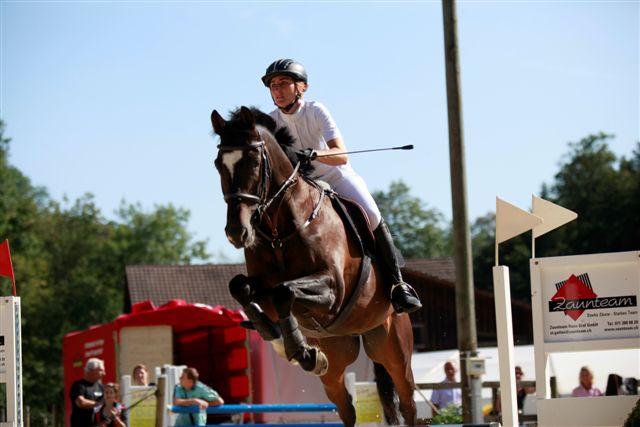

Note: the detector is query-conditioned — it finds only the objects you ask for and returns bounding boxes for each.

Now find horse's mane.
[228,107,314,177]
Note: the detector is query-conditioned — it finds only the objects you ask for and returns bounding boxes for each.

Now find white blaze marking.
[222,151,243,180]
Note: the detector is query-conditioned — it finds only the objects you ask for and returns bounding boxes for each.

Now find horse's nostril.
[225,225,251,246]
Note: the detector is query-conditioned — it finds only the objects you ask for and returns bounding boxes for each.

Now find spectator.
[623,377,638,395]
[132,364,149,386]
[605,373,624,396]
[70,358,105,427]
[93,382,127,427]
[571,366,603,397]
[431,361,462,411]
[173,367,224,426]
[515,366,535,413]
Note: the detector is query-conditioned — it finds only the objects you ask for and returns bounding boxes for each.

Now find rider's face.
[269,76,297,108]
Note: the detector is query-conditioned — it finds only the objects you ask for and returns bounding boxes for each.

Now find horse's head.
[212,106,268,248]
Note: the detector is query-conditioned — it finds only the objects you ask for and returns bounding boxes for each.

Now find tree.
[538,133,640,255]
[0,120,210,424]
[472,133,639,302]
[372,180,451,258]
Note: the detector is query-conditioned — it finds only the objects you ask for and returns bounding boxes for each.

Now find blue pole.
[170,403,338,414]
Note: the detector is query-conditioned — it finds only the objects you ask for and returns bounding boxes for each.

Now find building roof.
[403,257,456,286]
[124,258,455,313]
[125,263,247,311]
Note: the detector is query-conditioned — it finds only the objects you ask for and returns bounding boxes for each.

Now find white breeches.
[330,174,381,231]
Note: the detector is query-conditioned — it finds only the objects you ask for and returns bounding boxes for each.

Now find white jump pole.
[492,266,518,427]
[0,296,23,427]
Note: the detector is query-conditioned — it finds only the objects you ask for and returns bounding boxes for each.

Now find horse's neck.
[265,145,315,228]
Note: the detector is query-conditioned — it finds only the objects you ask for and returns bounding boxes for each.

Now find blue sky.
[1,1,638,262]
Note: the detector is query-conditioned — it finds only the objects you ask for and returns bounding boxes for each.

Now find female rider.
[262,58,421,314]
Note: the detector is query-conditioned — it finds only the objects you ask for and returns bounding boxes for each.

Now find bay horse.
[211,106,417,427]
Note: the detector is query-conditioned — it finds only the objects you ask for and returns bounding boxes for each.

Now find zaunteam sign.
[534,251,640,343]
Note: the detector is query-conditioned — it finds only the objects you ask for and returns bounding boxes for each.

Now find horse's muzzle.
[225,225,254,248]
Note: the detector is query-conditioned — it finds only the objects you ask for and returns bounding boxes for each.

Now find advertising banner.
[535,251,639,343]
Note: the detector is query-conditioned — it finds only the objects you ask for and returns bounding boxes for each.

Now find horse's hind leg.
[362,315,417,426]
[312,336,360,427]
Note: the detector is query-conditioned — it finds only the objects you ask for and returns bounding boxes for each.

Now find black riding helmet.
[262,59,308,87]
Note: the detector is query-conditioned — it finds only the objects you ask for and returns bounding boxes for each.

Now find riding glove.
[295,148,317,164]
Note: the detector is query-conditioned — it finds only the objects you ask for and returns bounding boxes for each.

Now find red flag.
[0,239,16,296]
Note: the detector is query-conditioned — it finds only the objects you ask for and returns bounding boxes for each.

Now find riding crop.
[314,144,414,158]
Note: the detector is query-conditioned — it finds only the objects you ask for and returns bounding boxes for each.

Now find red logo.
[551,274,598,321]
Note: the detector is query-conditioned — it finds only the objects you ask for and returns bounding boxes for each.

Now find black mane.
[228,106,314,177]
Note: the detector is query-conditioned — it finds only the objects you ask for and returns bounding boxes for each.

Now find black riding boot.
[373,219,422,314]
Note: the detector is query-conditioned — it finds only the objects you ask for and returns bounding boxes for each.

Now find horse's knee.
[273,284,295,318]
[229,274,252,305]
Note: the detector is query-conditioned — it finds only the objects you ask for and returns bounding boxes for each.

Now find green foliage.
[623,397,640,427]
[538,134,640,255]
[373,180,452,258]
[0,119,210,423]
[431,404,463,424]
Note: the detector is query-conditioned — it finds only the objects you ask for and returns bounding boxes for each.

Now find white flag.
[495,197,543,244]
[532,195,578,238]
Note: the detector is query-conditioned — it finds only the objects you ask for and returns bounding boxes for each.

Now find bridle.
[217,140,274,207]
[217,135,324,249]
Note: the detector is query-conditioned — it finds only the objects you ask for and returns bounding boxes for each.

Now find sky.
[1,0,638,262]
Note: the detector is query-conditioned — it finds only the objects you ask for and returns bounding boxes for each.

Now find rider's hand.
[295,148,317,164]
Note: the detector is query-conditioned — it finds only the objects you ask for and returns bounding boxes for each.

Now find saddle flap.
[328,193,376,258]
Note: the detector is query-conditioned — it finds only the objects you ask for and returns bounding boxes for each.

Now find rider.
[261,58,422,314]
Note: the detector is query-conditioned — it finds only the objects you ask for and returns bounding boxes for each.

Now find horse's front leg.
[228,274,280,341]
[272,272,336,376]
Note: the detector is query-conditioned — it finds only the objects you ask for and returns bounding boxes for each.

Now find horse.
[211,106,417,427]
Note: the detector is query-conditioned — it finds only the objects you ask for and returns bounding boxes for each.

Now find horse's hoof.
[312,349,329,376]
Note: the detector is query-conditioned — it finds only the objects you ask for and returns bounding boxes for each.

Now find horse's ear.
[238,106,256,128]
[211,110,225,135]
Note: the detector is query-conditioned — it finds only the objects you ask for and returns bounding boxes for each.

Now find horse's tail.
[373,362,399,425]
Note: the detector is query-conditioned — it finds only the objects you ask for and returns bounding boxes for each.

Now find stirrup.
[390,282,422,314]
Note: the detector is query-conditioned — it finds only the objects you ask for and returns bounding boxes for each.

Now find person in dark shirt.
[70,358,105,427]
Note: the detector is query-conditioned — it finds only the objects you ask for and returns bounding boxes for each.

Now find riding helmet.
[261,59,308,87]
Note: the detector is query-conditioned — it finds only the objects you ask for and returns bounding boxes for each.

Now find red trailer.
[62,299,251,426]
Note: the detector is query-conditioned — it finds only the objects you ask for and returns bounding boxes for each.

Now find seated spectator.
[605,373,624,396]
[623,377,638,395]
[571,366,603,397]
[173,367,224,426]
